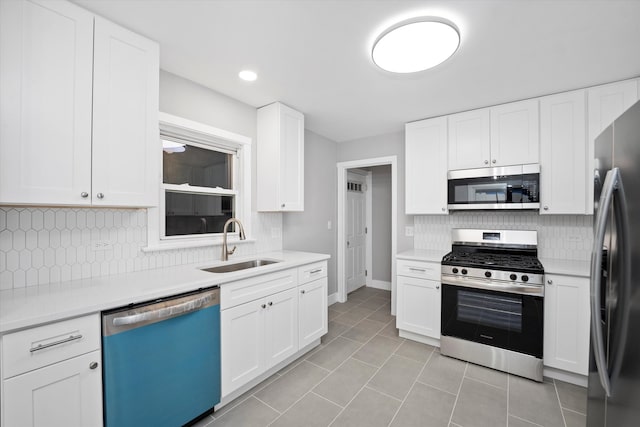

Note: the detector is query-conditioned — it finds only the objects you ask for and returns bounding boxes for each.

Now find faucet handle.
[228,245,237,255]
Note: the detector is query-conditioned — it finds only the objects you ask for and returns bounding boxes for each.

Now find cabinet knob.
[281,203,285,208]
[441,207,446,212]
[492,159,497,164]
[301,290,306,294]
[484,160,489,165]
[543,206,549,211]
[547,279,553,285]
[89,362,99,370]
[268,301,273,306]
[97,193,104,199]
[436,285,440,290]
[81,192,89,198]
[261,304,266,309]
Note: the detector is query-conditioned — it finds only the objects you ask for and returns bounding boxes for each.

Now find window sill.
[142,237,256,253]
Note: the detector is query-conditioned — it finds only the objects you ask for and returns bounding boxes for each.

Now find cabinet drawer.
[221,268,298,310]
[2,314,101,379]
[298,261,327,284]
[397,260,440,281]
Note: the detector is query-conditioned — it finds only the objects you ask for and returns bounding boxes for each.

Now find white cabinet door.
[405,117,448,214]
[587,79,639,214]
[0,0,94,206]
[540,90,587,214]
[221,299,265,397]
[448,108,491,170]
[257,102,304,211]
[264,288,298,369]
[490,99,539,166]
[396,275,441,339]
[298,277,328,348]
[543,274,590,375]
[92,17,159,207]
[4,350,103,427]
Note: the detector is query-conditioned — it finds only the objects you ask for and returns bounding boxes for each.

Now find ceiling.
[74,0,640,143]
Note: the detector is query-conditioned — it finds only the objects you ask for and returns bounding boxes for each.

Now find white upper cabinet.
[447,99,539,170]
[586,79,639,214]
[91,17,159,207]
[0,0,159,207]
[0,0,94,206]
[540,90,587,214]
[448,109,491,170]
[257,102,305,212]
[489,99,539,167]
[405,117,448,215]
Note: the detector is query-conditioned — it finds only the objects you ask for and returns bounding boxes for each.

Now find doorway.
[346,170,367,294]
[337,156,397,315]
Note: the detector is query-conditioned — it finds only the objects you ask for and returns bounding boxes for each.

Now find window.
[145,113,251,250]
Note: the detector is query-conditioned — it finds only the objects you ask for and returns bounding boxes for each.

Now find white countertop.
[396,249,445,263]
[0,251,329,334]
[540,258,591,278]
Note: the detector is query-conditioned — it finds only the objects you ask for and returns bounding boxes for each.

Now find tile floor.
[195,287,587,427]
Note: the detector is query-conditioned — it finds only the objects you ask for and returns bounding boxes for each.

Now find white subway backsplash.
[0,207,282,290]
[413,212,593,261]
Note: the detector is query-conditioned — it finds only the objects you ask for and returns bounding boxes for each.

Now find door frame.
[337,156,397,315]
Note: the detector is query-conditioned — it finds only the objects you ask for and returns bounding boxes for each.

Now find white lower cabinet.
[4,351,103,427]
[543,274,590,375]
[1,314,102,427]
[298,277,328,348]
[221,287,298,396]
[396,260,441,340]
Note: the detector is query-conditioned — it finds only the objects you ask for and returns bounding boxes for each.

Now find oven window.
[457,290,522,332]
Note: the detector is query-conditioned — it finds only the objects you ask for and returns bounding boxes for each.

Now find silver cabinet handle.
[97,193,104,199]
[81,192,89,198]
[310,268,322,274]
[89,361,99,370]
[547,279,553,285]
[409,267,426,272]
[301,290,306,294]
[30,334,83,353]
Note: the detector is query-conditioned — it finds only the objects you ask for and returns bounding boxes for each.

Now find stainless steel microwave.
[447,164,540,210]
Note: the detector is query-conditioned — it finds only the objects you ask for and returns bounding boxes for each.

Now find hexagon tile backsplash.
[0,207,283,290]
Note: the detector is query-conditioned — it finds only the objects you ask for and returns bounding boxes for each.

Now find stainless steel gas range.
[440,229,545,381]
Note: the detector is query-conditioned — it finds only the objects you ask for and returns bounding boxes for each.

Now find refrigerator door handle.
[590,168,619,397]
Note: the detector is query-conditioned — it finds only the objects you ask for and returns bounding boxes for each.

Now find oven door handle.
[590,167,630,398]
[441,276,544,296]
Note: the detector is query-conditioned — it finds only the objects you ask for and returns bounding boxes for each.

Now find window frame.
[144,112,252,252]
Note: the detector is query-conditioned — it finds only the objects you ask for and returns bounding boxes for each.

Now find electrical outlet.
[405,226,414,237]
[91,240,112,251]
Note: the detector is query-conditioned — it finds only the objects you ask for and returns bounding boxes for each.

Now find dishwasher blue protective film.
[102,304,220,427]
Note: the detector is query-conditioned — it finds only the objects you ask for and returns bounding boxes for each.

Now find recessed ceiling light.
[239,70,258,81]
[372,18,460,73]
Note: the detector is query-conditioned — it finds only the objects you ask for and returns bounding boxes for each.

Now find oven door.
[441,283,543,358]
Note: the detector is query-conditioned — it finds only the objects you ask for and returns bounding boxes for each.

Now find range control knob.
[522,275,529,282]
[461,269,468,275]
[484,271,492,278]
[452,268,459,274]
[510,274,517,281]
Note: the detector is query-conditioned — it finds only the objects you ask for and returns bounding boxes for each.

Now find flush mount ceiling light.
[238,70,258,81]
[372,18,460,73]
[162,139,186,153]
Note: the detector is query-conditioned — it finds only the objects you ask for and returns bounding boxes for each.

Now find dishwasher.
[102,286,220,427]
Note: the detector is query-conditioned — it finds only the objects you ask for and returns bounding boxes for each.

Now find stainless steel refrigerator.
[589,99,640,426]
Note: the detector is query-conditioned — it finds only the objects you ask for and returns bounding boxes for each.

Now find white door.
[346,172,367,294]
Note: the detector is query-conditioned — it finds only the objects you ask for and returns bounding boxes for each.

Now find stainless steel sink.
[200,259,281,274]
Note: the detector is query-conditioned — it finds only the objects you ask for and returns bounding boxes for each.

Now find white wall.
[0,71,283,290]
[282,130,338,294]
